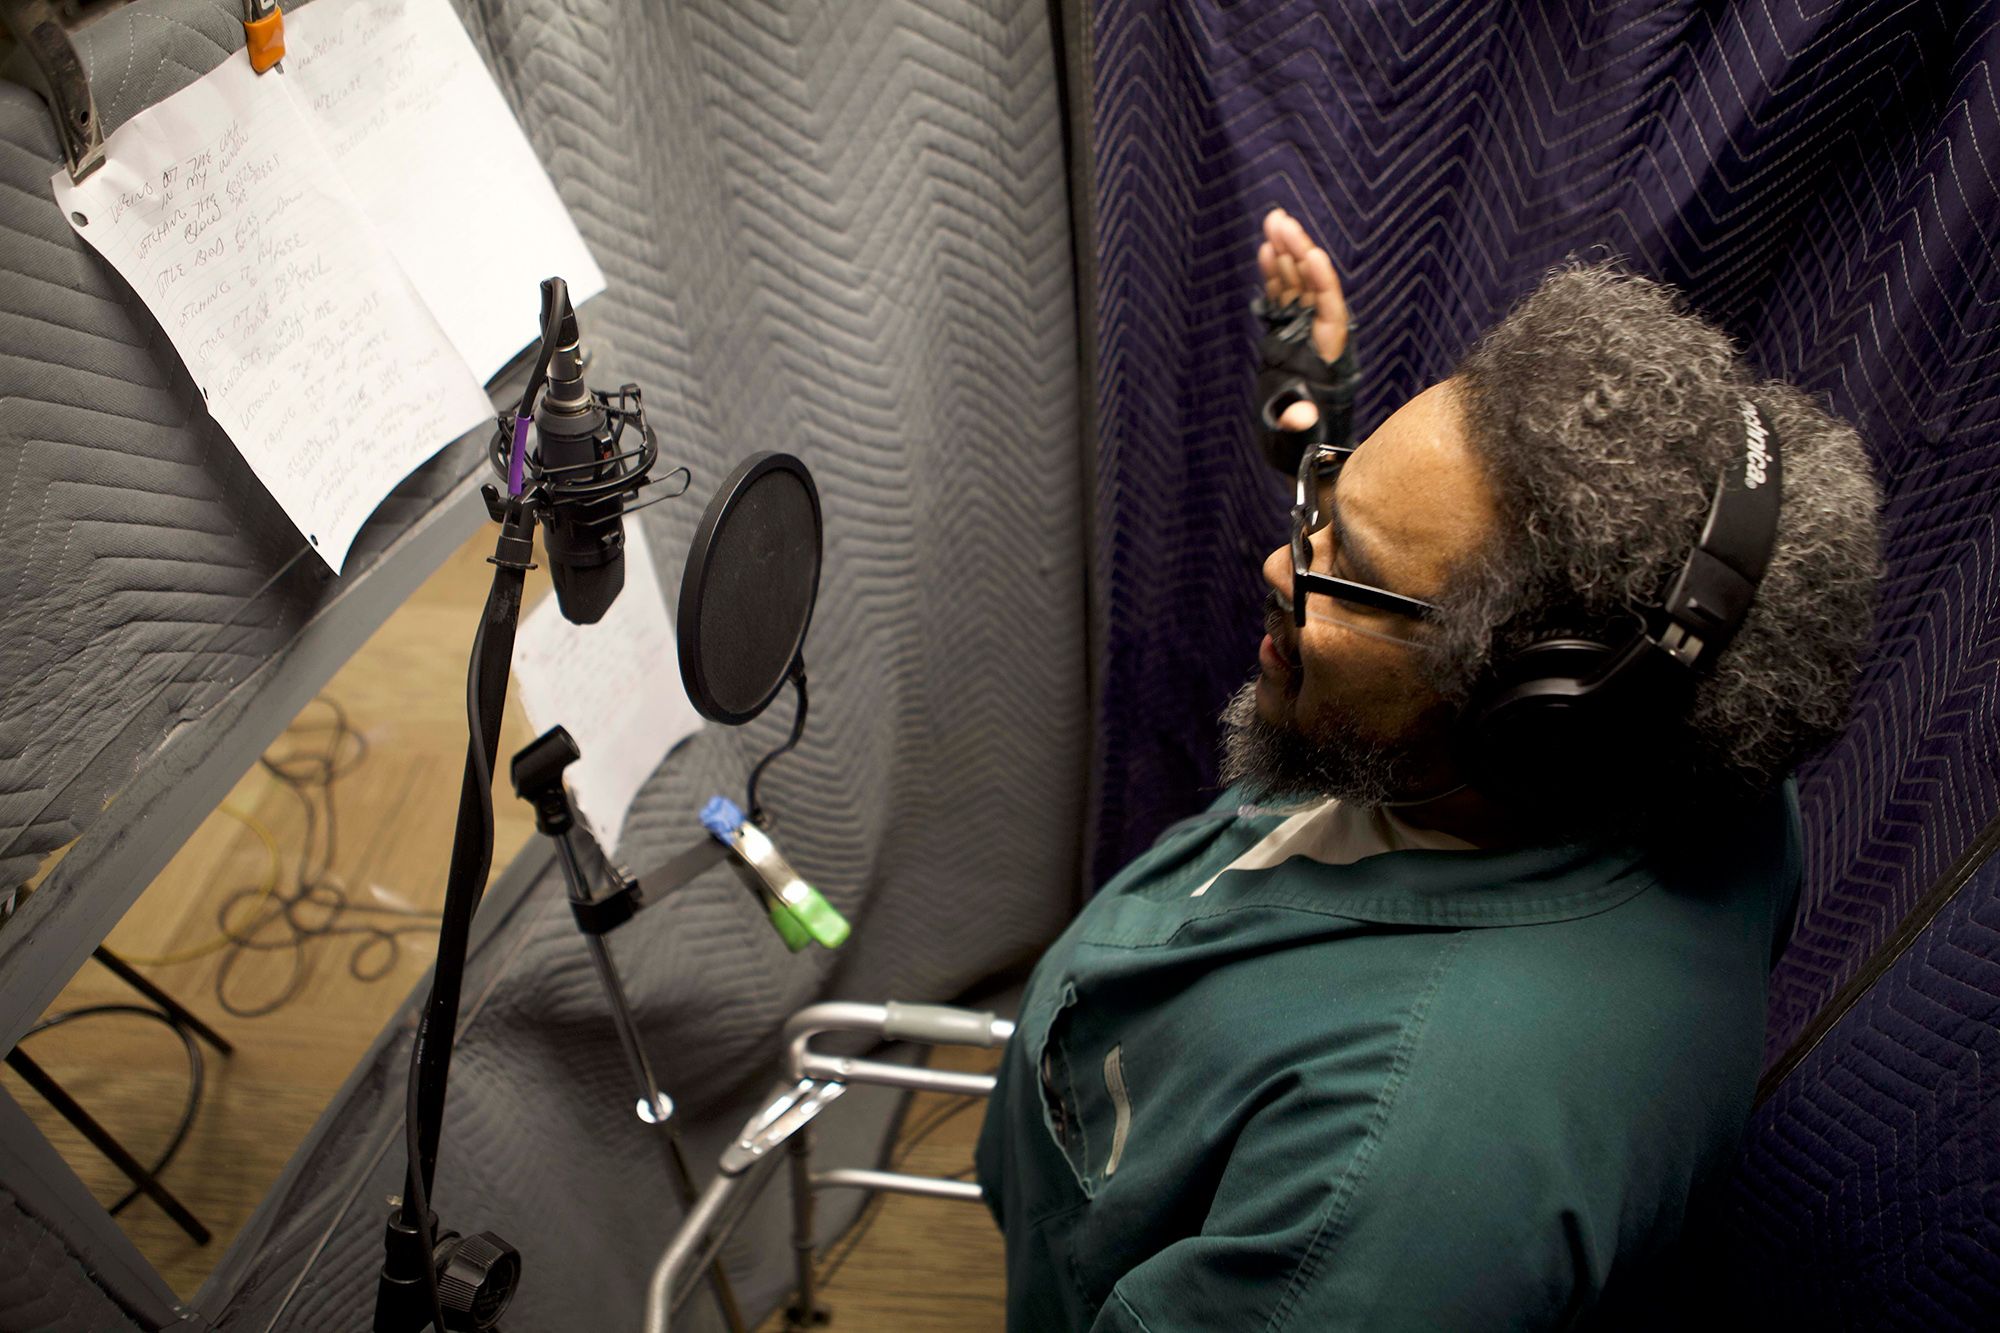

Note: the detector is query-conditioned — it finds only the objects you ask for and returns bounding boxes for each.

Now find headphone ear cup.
[1456,639,1628,803]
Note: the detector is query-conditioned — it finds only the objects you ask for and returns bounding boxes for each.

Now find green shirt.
[975,784,1800,1330]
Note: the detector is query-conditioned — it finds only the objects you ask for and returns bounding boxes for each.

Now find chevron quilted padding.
[1087,1,1999,1321]
[1087,2,2000,1047]
[1711,848,2000,1329]
[195,0,1082,1329]
[1,1185,138,1333]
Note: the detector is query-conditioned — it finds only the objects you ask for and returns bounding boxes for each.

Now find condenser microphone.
[535,284,625,624]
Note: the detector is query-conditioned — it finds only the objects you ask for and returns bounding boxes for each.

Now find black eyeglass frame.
[1291,442,1440,630]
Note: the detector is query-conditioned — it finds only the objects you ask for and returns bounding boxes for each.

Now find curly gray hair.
[1435,262,1883,824]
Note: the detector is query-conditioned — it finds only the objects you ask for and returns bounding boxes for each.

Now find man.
[973,210,1882,1329]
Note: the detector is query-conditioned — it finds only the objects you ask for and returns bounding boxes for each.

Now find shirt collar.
[1108,786,1655,933]
[1200,837,1656,928]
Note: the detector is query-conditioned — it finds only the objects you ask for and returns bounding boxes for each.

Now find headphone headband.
[1455,398,1783,804]
[1655,400,1783,670]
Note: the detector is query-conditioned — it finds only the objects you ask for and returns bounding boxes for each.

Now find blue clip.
[701,796,746,840]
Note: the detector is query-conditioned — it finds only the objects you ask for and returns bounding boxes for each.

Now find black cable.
[813,1093,984,1290]
[405,1009,447,1333]
[811,1193,886,1292]
[207,697,441,1020]
[17,1004,206,1214]
[403,608,501,1333]
[397,542,522,1332]
[515,278,566,429]
[746,669,809,827]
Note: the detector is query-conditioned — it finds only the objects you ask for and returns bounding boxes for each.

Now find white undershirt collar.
[1191,798,1476,898]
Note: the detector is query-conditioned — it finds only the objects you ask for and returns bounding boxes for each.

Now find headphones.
[1454,399,1783,804]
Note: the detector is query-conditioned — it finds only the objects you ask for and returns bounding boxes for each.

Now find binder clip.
[701,797,850,952]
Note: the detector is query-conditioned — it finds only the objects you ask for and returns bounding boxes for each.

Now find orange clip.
[245,11,286,74]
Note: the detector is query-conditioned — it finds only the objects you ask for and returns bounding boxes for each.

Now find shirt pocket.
[1037,982,1139,1200]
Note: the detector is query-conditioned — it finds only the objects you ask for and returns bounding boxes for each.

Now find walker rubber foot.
[783,1300,831,1329]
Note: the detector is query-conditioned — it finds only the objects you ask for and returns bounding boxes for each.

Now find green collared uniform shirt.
[974,784,1801,1330]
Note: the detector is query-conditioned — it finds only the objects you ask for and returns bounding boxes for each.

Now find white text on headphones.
[1741,400,1770,489]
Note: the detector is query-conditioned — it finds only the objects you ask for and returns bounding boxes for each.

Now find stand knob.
[436,1231,521,1330]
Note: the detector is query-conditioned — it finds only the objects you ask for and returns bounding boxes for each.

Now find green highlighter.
[701,797,850,951]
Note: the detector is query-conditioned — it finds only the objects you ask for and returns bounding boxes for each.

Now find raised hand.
[1257,209,1348,433]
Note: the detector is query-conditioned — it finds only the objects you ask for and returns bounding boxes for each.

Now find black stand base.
[374,1203,521,1333]
[375,1206,443,1332]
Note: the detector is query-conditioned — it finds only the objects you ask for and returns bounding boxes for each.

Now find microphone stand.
[510,728,746,1333]
[379,274,686,1331]
[374,490,535,1333]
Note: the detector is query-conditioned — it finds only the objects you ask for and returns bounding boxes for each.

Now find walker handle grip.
[883,1002,1005,1048]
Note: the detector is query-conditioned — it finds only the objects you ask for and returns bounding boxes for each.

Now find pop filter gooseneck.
[678,452,823,820]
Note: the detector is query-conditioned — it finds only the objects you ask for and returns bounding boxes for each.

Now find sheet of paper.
[51,58,494,572]
[513,536,703,857]
[285,0,607,383]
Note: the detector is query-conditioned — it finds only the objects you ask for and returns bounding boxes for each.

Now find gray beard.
[1217,679,1432,808]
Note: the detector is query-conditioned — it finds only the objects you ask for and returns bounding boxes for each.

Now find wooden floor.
[755,1044,1008,1333]
[4,529,1006,1330]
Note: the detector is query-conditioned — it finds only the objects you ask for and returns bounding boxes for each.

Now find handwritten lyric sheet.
[513,536,704,857]
[50,0,606,571]
[51,56,494,573]
[285,0,606,382]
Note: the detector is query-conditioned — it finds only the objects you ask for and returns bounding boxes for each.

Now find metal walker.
[642,1001,1014,1332]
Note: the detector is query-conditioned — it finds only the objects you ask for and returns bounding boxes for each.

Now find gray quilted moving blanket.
[0,0,1081,1328]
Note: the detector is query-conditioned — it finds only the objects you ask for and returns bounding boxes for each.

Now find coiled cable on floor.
[118,696,442,1019]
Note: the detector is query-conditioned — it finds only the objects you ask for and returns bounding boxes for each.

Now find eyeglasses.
[1291,442,1439,632]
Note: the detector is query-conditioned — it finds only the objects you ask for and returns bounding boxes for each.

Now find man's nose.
[1262,540,1291,596]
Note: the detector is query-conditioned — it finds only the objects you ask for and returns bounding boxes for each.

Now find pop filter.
[677,452,823,725]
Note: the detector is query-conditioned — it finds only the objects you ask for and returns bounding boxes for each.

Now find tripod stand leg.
[785,1128,828,1328]
[554,833,748,1333]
